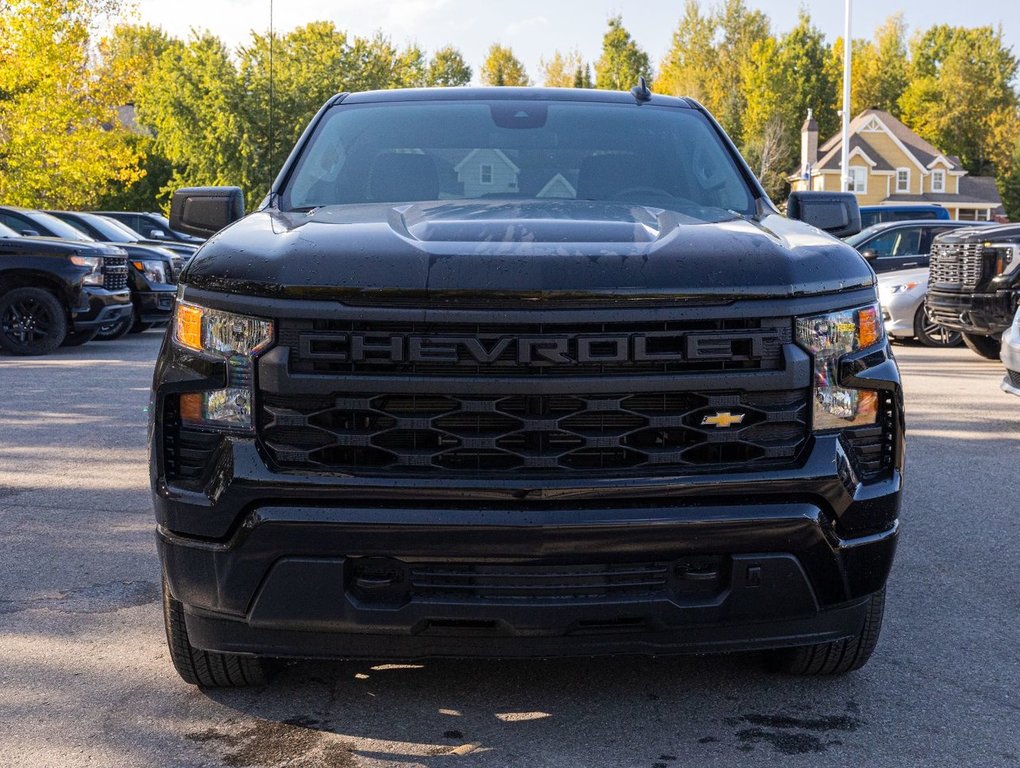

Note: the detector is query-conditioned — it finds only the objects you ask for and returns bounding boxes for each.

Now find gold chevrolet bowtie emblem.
[701,412,746,429]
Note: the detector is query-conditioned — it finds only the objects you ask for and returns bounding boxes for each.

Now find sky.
[130,0,1020,83]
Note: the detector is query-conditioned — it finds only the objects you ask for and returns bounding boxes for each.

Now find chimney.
[801,109,818,177]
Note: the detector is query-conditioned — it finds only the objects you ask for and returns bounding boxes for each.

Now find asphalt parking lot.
[1,332,1018,768]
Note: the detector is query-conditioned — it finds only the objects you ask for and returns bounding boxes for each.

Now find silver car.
[1001,306,1020,396]
[877,267,961,347]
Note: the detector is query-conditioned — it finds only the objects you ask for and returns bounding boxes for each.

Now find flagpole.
[840,0,852,191]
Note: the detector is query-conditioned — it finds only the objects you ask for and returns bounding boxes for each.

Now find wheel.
[61,328,100,346]
[0,287,68,355]
[769,588,885,675]
[162,578,266,687]
[961,332,1002,360]
[913,305,961,347]
[95,311,133,341]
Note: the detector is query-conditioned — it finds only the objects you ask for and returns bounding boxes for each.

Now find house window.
[847,167,867,194]
[895,168,911,194]
[480,164,493,184]
[932,170,945,193]
[958,208,990,221]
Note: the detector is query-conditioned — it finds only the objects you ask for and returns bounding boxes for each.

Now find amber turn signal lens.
[175,303,204,351]
[179,392,204,424]
[858,305,881,349]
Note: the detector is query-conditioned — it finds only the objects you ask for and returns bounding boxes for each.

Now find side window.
[0,212,31,233]
[860,230,901,257]
[889,227,923,256]
[921,227,954,253]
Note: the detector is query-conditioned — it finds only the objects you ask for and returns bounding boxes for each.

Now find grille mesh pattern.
[929,243,984,291]
[261,389,810,474]
[1009,369,1020,388]
[103,257,129,291]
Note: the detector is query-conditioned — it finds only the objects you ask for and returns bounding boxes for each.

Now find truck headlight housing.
[795,304,883,431]
[70,255,104,286]
[132,259,169,285]
[173,301,273,430]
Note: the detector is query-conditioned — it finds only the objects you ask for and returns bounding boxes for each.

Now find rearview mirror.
[170,187,245,239]
[786,191,861,238]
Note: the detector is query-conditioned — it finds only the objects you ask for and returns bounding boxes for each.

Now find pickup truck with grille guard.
[151,87,904,687]
[926,224,1020,359]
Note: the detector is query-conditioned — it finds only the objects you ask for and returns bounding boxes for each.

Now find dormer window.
[895,168,911,194]
[932,170,945,193]
[480,164,493,184]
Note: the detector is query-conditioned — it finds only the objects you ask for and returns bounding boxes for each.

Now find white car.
[1001,306,1020,396]
[877,267,961,347]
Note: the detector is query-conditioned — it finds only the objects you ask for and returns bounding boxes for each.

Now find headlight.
[69,255,103,286]
[986,243,1020,277]
[173,302,274,430]
[795,304,883,431]
[132,259,169,285]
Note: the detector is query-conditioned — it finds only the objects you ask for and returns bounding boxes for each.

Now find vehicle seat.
[368,153,440,203]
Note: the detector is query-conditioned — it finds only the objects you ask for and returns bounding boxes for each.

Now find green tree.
[594,15,651,91]
[573,64,594,89]
[480,44,530,86]
[832,15,908,118]
[741,12,837,199]
[656,1,768,143]
[427,46,472,86]
[0,0,143,208]
[540,50,586,88]
[93,23,177,211]
[136,33,243,200]
[997,137,1020,221]
[900,25,1019,174]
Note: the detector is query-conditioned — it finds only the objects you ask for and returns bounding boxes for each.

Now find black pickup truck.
[926,224,1020,358]
[0,222,132,354]
[151,87,903,687]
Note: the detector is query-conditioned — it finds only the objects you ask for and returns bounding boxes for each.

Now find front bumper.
[136,287,177,324]
[1001,320,1020,396]
[880,289,922,339]
[927,289,1018,335]
[72,287,133,330]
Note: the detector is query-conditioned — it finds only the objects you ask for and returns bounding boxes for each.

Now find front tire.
[961,332,1002,360]
[162,579,266,687]
[913,305,961,348]
[0,287,67,355]
[770,588,885,675]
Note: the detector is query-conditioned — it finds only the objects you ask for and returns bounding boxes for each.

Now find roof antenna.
[631,76,652,103]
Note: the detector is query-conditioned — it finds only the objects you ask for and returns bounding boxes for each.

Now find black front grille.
[929,242,984,291]
[103,256,129,291]
[410,562,672,600]
[260,388,810,475]
[278,317,792,377]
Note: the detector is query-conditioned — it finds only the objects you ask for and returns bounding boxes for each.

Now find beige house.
[790,109,1004,221]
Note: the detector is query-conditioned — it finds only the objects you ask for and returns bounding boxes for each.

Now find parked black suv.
[927,224,1020,358]
[0,222,131,354]
[151,88,903,687]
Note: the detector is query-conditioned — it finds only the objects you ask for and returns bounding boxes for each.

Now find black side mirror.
[861,249,877,260]
[147,228,167,239]
[170,187,245,239]
[20,229,40,237]
[786,191,862,238]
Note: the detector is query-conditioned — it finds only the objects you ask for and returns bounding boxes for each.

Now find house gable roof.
[817,135,893,172]
[816,109,961,173]
[454,148,520,174]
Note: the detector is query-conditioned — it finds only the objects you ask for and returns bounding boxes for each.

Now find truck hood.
[182,200,875,302]
[0,235,127,257]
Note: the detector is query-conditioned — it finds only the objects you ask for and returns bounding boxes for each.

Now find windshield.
[281,101,755,216]
[85,214,143,242]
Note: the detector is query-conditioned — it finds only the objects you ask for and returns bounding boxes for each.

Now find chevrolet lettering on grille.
[298,331,771,366]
